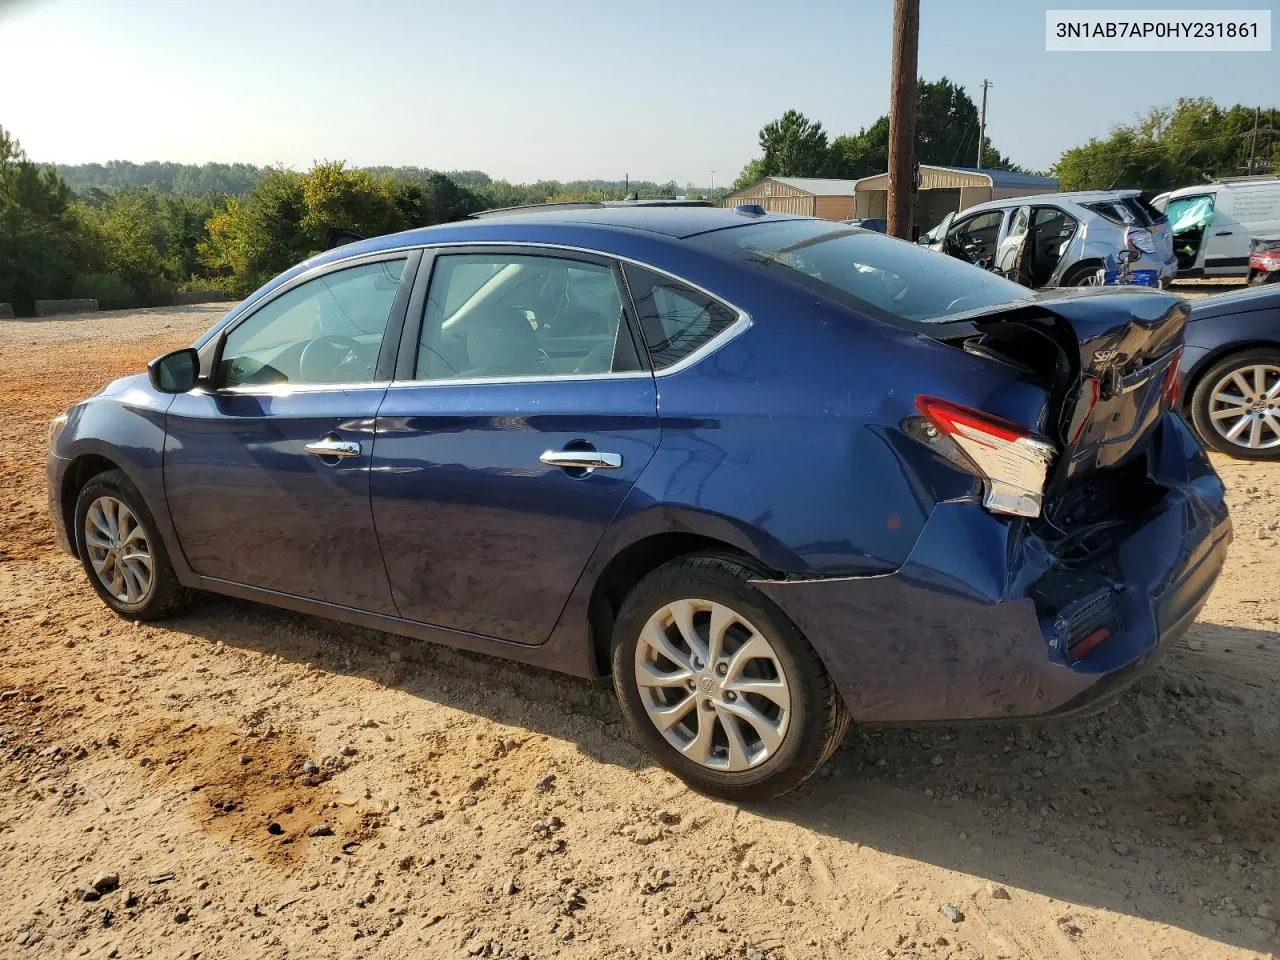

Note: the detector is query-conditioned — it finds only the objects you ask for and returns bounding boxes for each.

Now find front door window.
[219,259,406,388]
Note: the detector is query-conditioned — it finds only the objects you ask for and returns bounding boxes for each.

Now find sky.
[0,0,1277,186]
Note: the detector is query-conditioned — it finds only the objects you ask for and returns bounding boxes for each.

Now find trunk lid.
[932,288,1187,483]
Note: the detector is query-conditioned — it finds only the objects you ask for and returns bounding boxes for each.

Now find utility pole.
[887,0,920,240]
[1248,106,1261,174]
[976,79,992,170]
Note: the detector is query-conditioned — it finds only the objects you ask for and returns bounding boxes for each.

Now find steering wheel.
[299,335,366,383]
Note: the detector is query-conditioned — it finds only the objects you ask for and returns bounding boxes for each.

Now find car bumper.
[47,453,75,556]
[753,414,1230,724]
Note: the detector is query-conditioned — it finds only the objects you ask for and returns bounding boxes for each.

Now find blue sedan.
[1179,283,1280,458]
[47,206,1231,799]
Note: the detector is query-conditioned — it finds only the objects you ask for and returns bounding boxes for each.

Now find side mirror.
[148,347,199,394]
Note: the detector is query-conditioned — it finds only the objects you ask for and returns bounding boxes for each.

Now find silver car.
[919,190,1177,288]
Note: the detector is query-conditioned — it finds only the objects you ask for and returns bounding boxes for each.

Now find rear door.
[994,206,1031,282]
[1211,185,1280,275]
[370,247,660,644]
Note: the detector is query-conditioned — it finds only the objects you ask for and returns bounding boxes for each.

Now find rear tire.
[610,552,848,801]
[1189,348,1280,460]
[1061,262,1104,287]
[73,469,191,620]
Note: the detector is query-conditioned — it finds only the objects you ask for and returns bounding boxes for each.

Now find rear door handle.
[1214,230,1234,236]
[305,436,361,458]
[540,450,622,470]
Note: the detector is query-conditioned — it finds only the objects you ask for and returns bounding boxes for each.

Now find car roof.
[348,205,793,250]
[1163,178,1280,199]
[959,189,1141,213]
[198,208,807,347]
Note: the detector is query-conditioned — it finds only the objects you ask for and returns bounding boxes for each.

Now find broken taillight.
[1162,347,1184,409]
[915,396,1057,519]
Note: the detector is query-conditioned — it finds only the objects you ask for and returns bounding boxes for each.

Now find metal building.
[722,177,860,220]
[725,167,1059,235]
[852,166,1060,236]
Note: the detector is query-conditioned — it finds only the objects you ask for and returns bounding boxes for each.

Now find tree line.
[4,85,1278,316]
[733,85,1278,195]
[733,78,1025,190]
[2,130,722,315]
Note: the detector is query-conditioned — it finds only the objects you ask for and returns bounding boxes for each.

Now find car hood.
[1189,284,1280,321]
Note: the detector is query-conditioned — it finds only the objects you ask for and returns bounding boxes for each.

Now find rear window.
[1129,195,1167,225]
[702,220,1032,325]
[1082,196,1166,227]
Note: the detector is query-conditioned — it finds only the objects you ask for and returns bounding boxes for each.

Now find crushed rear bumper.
[754,414,1230,724]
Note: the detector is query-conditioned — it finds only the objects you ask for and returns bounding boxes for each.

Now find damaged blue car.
[48,205,1230,799]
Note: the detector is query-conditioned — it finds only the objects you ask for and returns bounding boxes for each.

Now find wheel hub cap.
[1207,363,1280,450]
[84,496,155,605]
[634,598,792,772]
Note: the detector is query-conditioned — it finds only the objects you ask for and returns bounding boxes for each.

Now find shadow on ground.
[176,595,1280,953]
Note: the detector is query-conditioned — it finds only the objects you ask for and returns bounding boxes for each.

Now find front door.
[164,253,417,613]
[371,248,660,644]
[1205,188,1276,275]
[943,209,1004,268]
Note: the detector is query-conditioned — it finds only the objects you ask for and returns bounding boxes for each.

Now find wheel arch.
[584,532,779,678]
[60,453,127,558]
[1058,258,1106,286]
[1183,339,1280,414]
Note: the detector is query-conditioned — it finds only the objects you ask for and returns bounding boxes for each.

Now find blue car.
[47,207,1231,799]
[1179,283,1280,459]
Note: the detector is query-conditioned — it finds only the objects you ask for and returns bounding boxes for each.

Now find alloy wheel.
[84,496,155,605]
[633,598,791,772]
[1207,363,1280,451]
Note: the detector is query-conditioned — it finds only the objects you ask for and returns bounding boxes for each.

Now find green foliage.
[759,110,831,177]
[196,163,488,295]
[734,79,1023,192]
[76,190,180,305]
[56,160,264,197]
[1053,98,1280,191]
[732,158,770,192]
[70,272,134,310]
[0,126,88,313]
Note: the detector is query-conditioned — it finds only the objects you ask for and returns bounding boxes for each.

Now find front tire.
[1189,348,1280,460]
[74,469,191,619]
[611,552,848,801]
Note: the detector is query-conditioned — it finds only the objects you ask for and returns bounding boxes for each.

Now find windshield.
[708,220,1032,324]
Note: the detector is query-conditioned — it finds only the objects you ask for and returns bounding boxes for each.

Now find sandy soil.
[1,300,1277,960]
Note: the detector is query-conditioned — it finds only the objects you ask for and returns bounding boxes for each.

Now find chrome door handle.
[540,450,622,470]
[304,436,361,458]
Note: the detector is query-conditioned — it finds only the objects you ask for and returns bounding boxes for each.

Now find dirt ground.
[2,293,1278,960]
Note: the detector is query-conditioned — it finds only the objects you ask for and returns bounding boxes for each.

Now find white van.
[1152,176,1280,277]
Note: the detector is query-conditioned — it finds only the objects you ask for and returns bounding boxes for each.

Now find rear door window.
[415,252,640,381]
[622,265,740,370]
